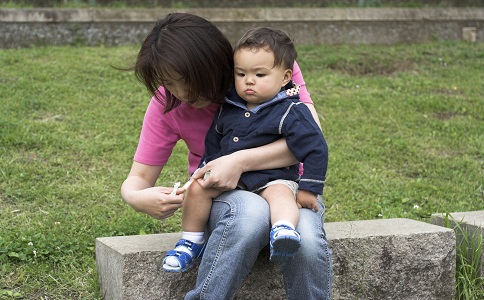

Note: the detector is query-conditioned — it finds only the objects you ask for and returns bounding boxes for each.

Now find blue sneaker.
[162,239,205,273]
[269,225,301,263]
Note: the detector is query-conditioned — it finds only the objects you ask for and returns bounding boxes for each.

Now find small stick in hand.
[170,182,181,195]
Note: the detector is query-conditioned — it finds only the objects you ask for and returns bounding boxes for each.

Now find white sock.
[182,231,205,244]
[272,221,298,238]
[164,232,204,268]
[273,220,295,229]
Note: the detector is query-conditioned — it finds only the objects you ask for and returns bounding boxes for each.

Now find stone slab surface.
[2,7,483,22]
[96,218,455,300]
[327,218,455,300]
[431,210,484,228]
[431,210,484,278]
[96,233,286,300]
[1,8,484,48]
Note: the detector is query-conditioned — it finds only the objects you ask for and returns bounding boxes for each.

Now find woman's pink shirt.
[134,61,313,175]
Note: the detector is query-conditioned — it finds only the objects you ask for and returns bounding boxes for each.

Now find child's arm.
[283,103,328,197]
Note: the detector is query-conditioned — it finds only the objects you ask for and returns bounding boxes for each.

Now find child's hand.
[296,190,319,212]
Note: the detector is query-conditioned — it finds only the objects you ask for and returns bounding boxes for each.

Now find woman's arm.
[193,138,297,190]
[193,103,322,190]
[305,103,322,129]
[121,161,184,219]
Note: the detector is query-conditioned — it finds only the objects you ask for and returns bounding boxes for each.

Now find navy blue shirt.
[200,82,328,195]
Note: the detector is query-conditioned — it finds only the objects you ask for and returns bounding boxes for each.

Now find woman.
[121,12,332,299]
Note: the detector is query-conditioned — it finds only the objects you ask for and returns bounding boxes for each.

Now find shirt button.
[244,112,250,118]
[233,137,239,142]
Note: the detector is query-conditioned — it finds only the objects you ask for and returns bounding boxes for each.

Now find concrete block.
[96,218,455,300]
[96,232,286,300]
[1,8,484,48]
[462,27,477,42]
[328,218,455,300]
[431,210,484,277]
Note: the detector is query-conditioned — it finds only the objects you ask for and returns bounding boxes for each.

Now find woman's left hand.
[191,153,243,191]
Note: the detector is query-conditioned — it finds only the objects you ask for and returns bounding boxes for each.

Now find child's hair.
[133,13,234,112]
[235,27,297,71]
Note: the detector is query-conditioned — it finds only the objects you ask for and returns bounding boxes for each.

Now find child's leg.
[259,182,300,262]
[182,179,222,234]
[163,180,222,272]
[259,183,299,227]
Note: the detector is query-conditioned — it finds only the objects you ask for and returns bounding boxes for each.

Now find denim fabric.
[282,196,333,299]
[184,190,333,300]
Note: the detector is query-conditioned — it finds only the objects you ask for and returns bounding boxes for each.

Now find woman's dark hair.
[235,27,297,71]
[134,13,234,112]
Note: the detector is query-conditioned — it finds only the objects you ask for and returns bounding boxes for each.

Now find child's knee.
[187,180,204,193]
[187,180,221,199]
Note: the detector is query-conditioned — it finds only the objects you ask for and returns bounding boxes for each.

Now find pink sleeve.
[292,61,313,105]
[292,61,314,176]
[133,97,179,166]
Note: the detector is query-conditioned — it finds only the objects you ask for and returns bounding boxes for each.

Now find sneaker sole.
[270,236,301,263]
[162,263,194,273]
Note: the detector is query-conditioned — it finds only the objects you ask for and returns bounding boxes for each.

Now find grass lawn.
[1,41,483,299]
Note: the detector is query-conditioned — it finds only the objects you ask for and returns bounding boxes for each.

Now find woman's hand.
[126,186,185,220]
[296,190,319,212]
[191,153,244,191]
[121,162,184,220]
[192,138,299,191]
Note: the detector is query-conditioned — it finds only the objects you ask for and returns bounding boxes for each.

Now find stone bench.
[431,210,484,278]
[96,218,455,300]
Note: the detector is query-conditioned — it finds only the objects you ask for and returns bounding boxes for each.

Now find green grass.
[442,214,484,300]
[1,41,483,298]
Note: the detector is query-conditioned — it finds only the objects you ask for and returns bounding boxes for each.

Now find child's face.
[163,70,211,108]
[234,47,292,108]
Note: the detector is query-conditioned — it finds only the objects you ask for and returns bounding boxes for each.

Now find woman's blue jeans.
[184,189,333,300]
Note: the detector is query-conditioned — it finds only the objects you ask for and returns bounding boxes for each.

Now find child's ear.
[282,69,293,86]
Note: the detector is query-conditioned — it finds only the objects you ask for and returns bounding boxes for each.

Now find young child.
[163,27,328,272]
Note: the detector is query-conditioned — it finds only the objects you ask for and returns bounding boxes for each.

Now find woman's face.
[163,71,211,108]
